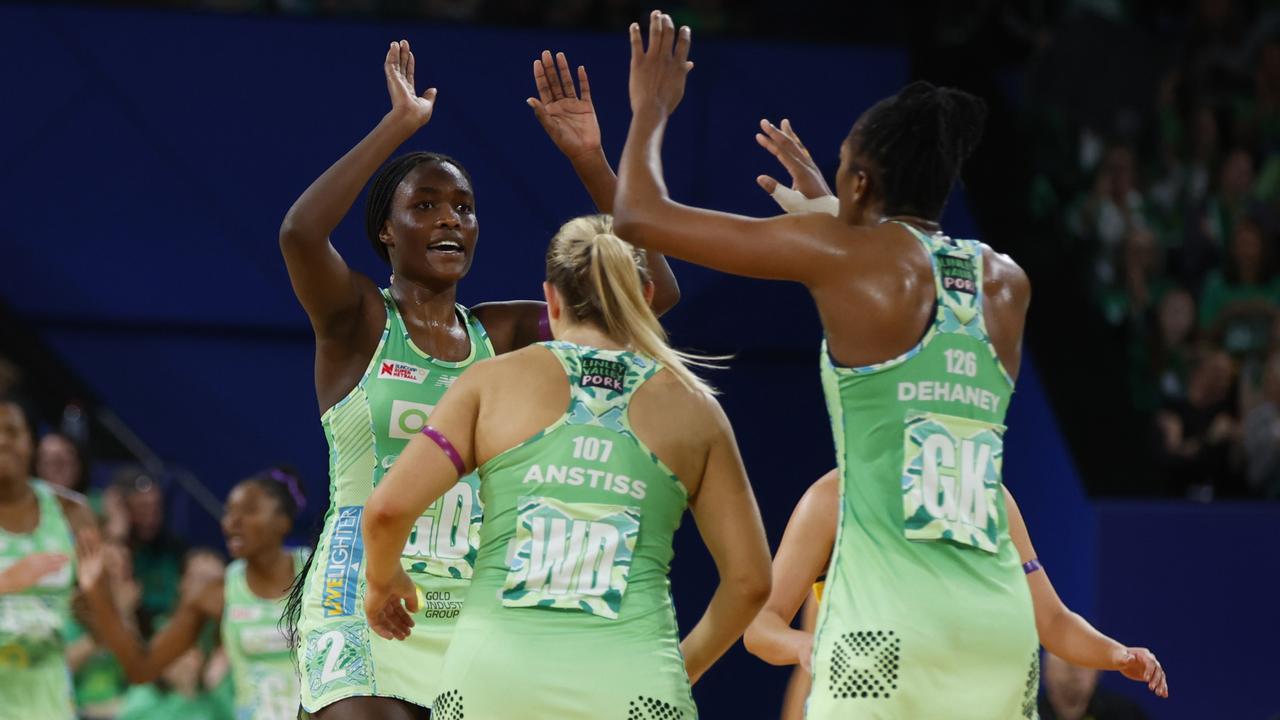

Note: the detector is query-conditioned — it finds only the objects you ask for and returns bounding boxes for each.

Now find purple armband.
[421,425,466,477]
[1023,558,1043,575]
[538,307,552,341]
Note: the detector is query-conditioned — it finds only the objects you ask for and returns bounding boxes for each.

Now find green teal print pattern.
[901,410,1004,553]
[305,622,372,699]
[502,496,641,619]
[549,341,659,435]
[402,471,482,580]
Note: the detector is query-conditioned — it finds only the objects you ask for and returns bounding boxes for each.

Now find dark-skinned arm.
[613,13,849,285]
[474,50,680,353]
[279,41,434,335]
[86,584,217,684]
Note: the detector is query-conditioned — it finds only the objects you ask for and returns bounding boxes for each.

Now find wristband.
[770,185,839,216]
[1022,558,1043,575]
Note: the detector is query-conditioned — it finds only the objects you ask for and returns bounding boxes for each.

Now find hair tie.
[269,469,306,512]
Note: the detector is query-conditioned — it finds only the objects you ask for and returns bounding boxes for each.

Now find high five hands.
[628,10,694,115]
[528,50,602,163]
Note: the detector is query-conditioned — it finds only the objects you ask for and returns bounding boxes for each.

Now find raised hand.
[74,528,103,593]
[756,118,832,199]
[385,39,437,127]
[365,567,419,641]
[528,51,601,163]
[1115,647,1168,698]
[628,10,694,115]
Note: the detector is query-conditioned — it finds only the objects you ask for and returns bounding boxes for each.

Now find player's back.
[432,340,714,719]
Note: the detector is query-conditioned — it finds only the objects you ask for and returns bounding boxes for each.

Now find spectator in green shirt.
[1199,216,1280,359]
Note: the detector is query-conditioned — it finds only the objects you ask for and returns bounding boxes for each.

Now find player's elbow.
[742,621,776,664]
[612,196,662,249]
[278,210,318,251]
[1034,604,1071,650]
[363,490,401,535]
[743,612,798,666]
[727,566,772,614]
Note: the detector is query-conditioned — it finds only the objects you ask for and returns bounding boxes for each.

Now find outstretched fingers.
[675,24,692,67]
[647,10,662,56]
[555,52,576,99]
[658,12,675,56]
[406,44,415,87]
[780,118,808,156]
[577,65,592,103]
[540,50,564,101]
[533,57,555,104]
[629,22,644,65]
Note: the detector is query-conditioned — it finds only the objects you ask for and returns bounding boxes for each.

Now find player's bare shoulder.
[980,243,1030,314]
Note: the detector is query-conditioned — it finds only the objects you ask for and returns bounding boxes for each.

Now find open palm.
[385,39,436,127]
[529,51,601,162]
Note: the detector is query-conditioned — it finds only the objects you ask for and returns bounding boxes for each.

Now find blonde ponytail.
[547,215,721,395]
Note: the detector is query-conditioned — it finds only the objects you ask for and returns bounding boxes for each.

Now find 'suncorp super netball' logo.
[389,400,435,440]
[378,361,428,384]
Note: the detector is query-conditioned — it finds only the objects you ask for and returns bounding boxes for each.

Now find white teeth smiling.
[428,241,463,253]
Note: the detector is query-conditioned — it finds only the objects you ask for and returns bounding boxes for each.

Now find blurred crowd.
[27,422,231,718]
[1023,0,1280,499]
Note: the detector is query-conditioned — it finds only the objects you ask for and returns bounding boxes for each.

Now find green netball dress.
[807,224,1039,720]
[222,548,308,720]
[297,289,494,712]
[0,479,77,720]
[430,342,695,720]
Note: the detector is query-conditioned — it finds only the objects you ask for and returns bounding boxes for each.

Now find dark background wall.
[1,4,1275,718]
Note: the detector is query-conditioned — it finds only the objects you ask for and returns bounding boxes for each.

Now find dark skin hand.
[280,41,679,413]
[81,482,298,685]
[613,12,1029,378]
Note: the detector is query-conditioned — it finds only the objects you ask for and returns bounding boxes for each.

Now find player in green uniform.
[279,41,680,719]
[360,215,771,719]
[85,468,308,720]
[0,397,100,720]
[611,13,1166,718]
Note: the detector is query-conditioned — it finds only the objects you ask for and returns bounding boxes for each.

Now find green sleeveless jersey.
[222,549,307,720]
[0,479,77,720]
[297,289,494,711]
[808,225,1039,720]
[430,341,696,719]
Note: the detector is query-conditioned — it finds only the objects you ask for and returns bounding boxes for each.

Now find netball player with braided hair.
[83,467,309,720]
[361,214,770,719]
[279,41,679,719]
[613,12,1164,716]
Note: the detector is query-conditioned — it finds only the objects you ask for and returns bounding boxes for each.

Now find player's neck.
[0,475,31,504]
[245,544,293,597]
[880,214,940,233]
[389,274,460,327]
[556,324,627,351]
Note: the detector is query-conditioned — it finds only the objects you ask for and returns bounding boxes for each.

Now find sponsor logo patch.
[389,400,434,440]
[938,254,977,295]
[580,358,627,393]
[321,506,364,618]
[378,361,428,384]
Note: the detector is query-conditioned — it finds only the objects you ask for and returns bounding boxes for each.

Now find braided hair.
[365,152,474,264]
[847,81,987,220]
